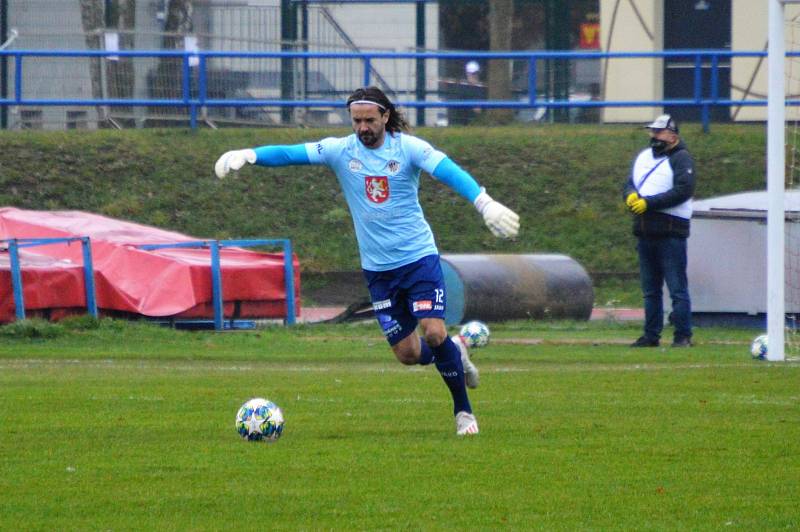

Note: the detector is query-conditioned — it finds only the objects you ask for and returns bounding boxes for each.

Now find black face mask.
[650,138,668,156]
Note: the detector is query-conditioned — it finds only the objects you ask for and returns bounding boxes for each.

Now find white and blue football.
[459,320,490,348]
[235,398,285,441]
[750,334,768,360]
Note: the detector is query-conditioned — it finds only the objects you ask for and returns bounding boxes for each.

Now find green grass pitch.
[0,318,798,530]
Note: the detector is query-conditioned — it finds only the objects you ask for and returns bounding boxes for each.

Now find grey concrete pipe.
[440,254,594,325]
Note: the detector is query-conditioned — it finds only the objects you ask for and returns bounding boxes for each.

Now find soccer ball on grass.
[459,320,490,348]
[750,334,768,360]
[235,398,285,441]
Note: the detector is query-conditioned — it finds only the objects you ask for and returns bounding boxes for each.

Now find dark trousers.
[637,236,692,341]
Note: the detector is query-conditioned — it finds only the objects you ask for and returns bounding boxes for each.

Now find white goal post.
[767,0,788,361]
[766,0,800,361]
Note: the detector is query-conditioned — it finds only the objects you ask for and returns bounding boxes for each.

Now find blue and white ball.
[236,398,285,441]
[459,320,490,348]
[750,334,768,360]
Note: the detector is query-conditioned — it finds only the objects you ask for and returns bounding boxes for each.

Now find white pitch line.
[0,358,797,374]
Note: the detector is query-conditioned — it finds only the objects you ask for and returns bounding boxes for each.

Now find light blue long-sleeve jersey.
[254,133,481,271]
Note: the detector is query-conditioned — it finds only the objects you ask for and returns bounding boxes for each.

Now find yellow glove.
[630,197,648,215]
[625,192,639,207]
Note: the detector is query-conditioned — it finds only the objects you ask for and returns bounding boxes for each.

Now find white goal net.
[768,0,800,361]
[784,6,800,359]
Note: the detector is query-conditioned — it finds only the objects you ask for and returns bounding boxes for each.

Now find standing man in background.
[623,114,696,348]
[215,86,519,435]
[464,60,482,86]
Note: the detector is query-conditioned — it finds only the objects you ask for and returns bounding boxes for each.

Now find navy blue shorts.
[363,254,446,346]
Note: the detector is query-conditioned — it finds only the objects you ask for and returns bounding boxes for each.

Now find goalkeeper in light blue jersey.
[215,86,519,436]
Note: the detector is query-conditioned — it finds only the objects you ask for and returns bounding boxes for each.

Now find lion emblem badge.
[365,176,389,204]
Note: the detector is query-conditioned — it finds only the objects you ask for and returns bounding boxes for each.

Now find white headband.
[348,99,386,111]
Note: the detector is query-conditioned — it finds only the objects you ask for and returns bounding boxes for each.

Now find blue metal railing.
[1,237,97,321]
[136,239,297,331]
[2,48,799,130]
[0,236,295,328]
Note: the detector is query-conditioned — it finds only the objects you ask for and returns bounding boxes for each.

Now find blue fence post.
[209,240,224,331]
[8,239,25,320]
[363,57,371,87]
[14,53,21,102]
[528,57,537,106]
[80,237,98,319]
[692,54,710,132]
[181,54,196,130]
[198,54,207,109]
[705,53,719,134]
[710,54,719,101]
[182,54,190,102]
[693,54,702,102]
[282,239,296,326]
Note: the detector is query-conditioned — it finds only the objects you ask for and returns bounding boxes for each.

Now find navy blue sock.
[418,338,435,366]
[433,336,472,415]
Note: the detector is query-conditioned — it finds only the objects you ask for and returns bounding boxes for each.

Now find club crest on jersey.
[349,159,363,172]
[386,160,401,175]
[365,176,389,203]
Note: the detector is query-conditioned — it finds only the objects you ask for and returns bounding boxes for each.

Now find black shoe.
[630,336,660,347]
[671,337,692,348]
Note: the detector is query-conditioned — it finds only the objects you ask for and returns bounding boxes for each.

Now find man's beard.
[358,130,379,147]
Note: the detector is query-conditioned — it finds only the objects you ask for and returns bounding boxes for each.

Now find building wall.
[599,0,662,123]
[731,1,800,122]
[601,0,800,125]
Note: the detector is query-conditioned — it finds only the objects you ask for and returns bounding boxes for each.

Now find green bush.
[0,318,65,338]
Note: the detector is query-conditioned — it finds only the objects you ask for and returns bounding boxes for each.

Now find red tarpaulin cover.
[0,207,300,322]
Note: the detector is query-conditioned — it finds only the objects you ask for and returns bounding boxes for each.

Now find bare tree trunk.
[106,0,137,127]
[151,0,193,124]
[79,0,105,123]
[487,0,514,124]
[163,0,193,49]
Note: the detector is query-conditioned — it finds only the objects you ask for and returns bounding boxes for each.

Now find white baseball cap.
[465,61,480,74]
[644,114,679,133]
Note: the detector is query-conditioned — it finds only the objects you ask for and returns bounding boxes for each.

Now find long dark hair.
[346,86,410,134]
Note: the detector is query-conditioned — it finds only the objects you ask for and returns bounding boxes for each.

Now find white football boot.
[455,411,479,436]
[452,334,479,389]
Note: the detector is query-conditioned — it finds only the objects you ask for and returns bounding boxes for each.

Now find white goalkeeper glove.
[214,148,257,179]
[473,188,520,239]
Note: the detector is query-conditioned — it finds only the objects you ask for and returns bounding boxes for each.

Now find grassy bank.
[0,124,766,301]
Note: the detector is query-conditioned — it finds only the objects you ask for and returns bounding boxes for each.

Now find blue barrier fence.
[2,49,799,130]
[1,237,97,321]
[2,236,295,329]
[136,239,297,330]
